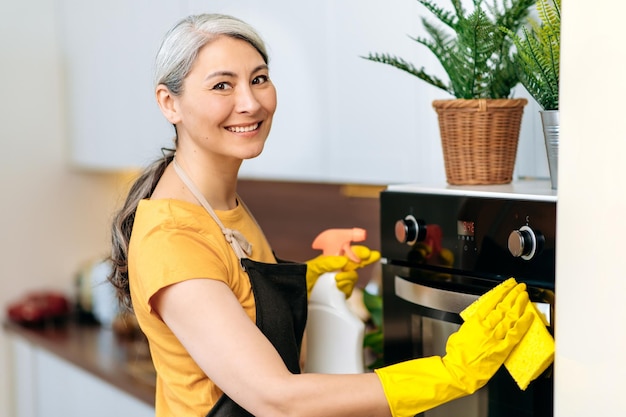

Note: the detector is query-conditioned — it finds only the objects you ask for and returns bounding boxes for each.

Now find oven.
[380,181,556,417]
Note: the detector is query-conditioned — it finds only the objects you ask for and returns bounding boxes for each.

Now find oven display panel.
[457,220,475,240]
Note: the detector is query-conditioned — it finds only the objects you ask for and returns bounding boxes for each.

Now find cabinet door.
[324,0,446,184]
[35,348,154,417]
[7,336,154,417]
[56,0,183,170]
[7,337,36,417]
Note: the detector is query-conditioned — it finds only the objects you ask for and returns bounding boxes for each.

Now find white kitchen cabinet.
[58,0,548,183]
[7,334,154,417]
[55,0,182,171]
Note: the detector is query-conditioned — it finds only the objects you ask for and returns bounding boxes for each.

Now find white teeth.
[227,123,259,133]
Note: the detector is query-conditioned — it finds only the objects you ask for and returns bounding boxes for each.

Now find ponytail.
[108,149,175,310]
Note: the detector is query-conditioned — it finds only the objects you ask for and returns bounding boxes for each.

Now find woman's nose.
[235,85,262,113]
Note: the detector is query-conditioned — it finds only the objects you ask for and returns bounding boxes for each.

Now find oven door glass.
[407,284,489,417]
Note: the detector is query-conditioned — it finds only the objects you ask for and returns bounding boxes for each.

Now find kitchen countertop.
[3,320,156,407]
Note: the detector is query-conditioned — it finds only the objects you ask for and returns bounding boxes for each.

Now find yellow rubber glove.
[305,245,380,298]
[374,278,534,417]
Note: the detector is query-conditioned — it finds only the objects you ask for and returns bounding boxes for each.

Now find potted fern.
[363,0,536,185]
[504,0,560,189]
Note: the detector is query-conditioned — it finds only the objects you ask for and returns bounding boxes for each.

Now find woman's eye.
[212,82,232,91]
[252,75,269,85]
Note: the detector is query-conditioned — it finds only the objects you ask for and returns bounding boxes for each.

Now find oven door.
[382,263,554,417]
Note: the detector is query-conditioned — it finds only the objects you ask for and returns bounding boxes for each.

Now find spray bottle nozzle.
[311,228,367,263]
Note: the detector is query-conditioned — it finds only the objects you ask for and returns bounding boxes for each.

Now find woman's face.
[168,35,277,162]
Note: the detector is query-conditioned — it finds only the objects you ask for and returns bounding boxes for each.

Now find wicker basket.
[433,98,528,185]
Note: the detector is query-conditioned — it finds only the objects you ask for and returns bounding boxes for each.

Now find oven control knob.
[395,215,426,245]
[508,225,543,260]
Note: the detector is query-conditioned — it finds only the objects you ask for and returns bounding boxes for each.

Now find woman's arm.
[152,278,392,417]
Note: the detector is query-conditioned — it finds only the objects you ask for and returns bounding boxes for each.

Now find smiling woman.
[106,13,534,417]
[154,35,277,174]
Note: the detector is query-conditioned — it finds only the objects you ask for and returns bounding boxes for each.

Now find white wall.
[0,2,130,416]
[555,0,626,415]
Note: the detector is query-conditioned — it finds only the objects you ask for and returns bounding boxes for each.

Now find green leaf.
[504,0,560,109]
[363,0,537,99]
[364,330,384,353]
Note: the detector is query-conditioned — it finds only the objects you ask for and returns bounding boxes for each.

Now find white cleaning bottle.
[304,228,367,374]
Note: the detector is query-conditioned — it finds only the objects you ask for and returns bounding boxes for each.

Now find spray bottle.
[304,228,367,374]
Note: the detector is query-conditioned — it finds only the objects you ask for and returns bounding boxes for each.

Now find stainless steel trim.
[394,275,552,324]
[394,276,478,314]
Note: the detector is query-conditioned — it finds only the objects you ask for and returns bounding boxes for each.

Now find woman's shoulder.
[130,199,231,265]
[133,198,260,251]
[138,198,204,215]
[135,198,211,233]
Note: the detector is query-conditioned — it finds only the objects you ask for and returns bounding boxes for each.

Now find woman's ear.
[156,84,181,124]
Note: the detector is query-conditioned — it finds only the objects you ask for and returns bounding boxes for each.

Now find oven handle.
[394,276,552,324]
[394,276,478,314]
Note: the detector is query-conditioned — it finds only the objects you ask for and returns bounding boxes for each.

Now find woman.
[108,13,533,417]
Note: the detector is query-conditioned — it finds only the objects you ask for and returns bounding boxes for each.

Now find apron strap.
[172,158,252,262]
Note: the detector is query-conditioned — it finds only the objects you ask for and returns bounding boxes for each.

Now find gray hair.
[154,13,269,95]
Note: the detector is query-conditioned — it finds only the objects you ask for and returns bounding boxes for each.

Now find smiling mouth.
[226,122,260,133]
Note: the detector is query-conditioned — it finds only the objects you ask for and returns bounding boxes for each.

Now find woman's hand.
[374,279,534,417]
[305,245,381,298]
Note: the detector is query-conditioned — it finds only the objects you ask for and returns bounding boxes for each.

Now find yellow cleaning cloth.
[460,279,555,390]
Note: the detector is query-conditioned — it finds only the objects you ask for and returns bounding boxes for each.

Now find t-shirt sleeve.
[131,222,233,314]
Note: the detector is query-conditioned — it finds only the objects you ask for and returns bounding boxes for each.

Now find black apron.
[206,258,308,417]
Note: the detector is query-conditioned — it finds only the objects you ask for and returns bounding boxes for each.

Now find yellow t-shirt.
[128,198,276,417]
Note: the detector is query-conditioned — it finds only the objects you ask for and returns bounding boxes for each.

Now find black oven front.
[380,183,556,417]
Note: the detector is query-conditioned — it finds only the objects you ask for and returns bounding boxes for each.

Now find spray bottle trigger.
[312,228,367,264]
